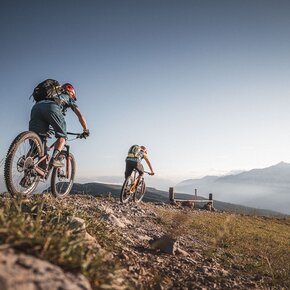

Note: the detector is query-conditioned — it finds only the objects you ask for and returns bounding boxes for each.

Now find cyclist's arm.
[144,156,154,175]
[72,107,88,130]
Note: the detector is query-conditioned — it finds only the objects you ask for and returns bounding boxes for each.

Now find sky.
[1,0,290,183]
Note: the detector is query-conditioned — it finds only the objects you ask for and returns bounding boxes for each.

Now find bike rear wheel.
[134,178,146,203]
[120,176,134,204]
[50,152,76,198]
[4,131,43,197]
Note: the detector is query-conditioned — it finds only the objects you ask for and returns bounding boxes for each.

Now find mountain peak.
[274,161,289,167]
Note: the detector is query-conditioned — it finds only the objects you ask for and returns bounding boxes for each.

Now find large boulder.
[0,248,92,290]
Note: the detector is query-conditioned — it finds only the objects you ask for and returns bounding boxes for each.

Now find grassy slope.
[156,208,290,288]
[0,194,289,289]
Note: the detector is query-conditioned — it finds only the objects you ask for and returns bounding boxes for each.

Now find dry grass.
[0,195,117,288]
[156,208,290,288]
[0,195,289,289]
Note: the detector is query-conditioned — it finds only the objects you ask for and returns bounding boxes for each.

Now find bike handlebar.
[44,131,84,139]
[132,169,153,175]
[67,132,88,139]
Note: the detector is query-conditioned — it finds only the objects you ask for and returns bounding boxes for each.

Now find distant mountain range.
[1,161,289,215]
[176,162,290,215]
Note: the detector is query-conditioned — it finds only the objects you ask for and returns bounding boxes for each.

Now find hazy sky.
[1,0,290,182]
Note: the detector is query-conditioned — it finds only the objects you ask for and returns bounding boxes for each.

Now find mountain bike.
[4,130,84,198]
[120,169,150,204]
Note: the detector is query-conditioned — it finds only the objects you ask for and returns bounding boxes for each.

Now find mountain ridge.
[176,161,290,215]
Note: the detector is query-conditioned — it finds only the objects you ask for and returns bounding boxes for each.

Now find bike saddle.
[38,130,55,139]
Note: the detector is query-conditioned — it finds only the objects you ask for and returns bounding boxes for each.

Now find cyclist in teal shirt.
[29,83,89,167]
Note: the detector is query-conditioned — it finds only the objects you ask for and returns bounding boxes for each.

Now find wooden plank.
[174,199,212,203]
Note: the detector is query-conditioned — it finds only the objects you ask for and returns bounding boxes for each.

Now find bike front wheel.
[4,131,43,197]
[50,152,76,198]
[120,176,134,204]
[134,178,146,203]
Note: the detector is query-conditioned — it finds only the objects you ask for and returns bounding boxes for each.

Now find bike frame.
[131,169,150,190]
[120,167,149,203]
[132,168,137,182]
[33,134,74,180]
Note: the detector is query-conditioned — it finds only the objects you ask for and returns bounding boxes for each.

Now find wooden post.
[209,193,213,206]
[169,187,175,203]
[193,188,197,208]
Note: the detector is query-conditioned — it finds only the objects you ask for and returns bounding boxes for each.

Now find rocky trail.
[80,197,262,290]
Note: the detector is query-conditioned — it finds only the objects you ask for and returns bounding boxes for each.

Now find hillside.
[176,162,290,215]
[70,182,286,217]
[0,194,289,289]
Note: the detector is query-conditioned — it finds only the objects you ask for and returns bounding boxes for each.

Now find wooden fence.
[169,187,214,210]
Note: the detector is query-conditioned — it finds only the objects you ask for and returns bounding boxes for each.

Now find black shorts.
[125,160,144,179]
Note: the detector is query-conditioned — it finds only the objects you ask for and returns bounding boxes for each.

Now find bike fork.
[65,145,70,178]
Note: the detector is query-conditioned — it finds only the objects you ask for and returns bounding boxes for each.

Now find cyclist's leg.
[125,160,135,179]
[28,102,49,160]
[40,102,67,167]
[135,162,144,187]
[53,138,66,153]
[125,160,142,192]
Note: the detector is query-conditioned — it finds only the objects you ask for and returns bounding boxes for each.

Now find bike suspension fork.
[65,145,70,178]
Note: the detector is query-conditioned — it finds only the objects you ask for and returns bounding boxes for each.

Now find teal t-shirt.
[57,93,78,114]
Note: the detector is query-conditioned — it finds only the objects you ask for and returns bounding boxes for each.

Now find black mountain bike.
[120,169,149,204]
[4,130,83,198]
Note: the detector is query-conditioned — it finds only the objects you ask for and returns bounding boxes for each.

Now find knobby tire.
[134,179,146,203]
[120,176,133,204]
[4,131,43,197]
[51,152,76,198]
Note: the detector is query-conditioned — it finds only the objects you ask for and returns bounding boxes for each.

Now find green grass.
[0,195,118,289]
[155,209,290,289]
